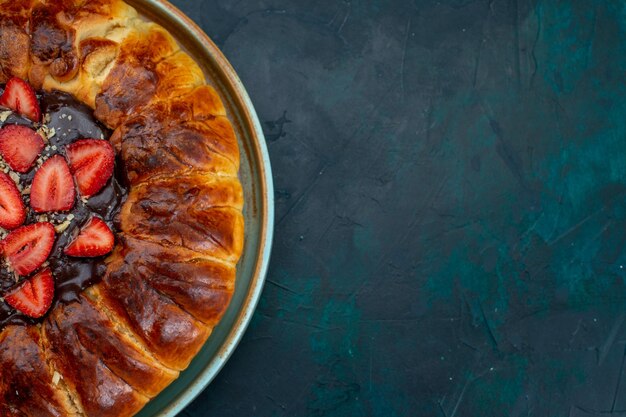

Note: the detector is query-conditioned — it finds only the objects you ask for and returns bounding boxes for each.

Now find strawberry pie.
[0,1,244,416]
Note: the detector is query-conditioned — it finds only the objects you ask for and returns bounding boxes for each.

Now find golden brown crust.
[94,23,179,127]
[43,300,150,417]
[109,95,240,185]
[43,296,178,399]
[91,274,211,371]
[170,85,227,119]
[120,174,244,261]
[154,51,205,102]
[110,235,236,326]
[0,0,245,415]
[0,325,80,417]
[30,2,79,85]
[39,0,138,107]
[0,0,33,83]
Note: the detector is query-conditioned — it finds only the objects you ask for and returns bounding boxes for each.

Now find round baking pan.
[123,1,274,415]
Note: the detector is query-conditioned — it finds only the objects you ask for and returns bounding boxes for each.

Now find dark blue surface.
[172,1,626,416]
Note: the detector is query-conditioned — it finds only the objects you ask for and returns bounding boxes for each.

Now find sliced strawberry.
[0,125,45,172]
[0,77,41,122]
[2,222,55,276]
[0,172,25,230]
[64,217,114,257]
[4,268,54,318]
[65,139,114,198]
[30,155,75,213]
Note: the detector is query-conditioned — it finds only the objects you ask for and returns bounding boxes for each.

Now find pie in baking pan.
[0,1,244,416]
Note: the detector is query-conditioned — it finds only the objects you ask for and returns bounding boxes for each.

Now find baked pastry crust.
[0,1,244,416]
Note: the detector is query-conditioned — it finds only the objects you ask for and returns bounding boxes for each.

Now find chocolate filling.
[0,90,128,329]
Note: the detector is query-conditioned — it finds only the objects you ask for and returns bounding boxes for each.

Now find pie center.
[0,78,127,328]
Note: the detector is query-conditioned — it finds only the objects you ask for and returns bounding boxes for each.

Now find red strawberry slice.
[30,155,75,213]
[2,222,55,276]
[0,125,45,172]
[4,268,54,318]
[65,139,114,198]
[0,172,25,230]
[0,77,41,122]
[64,217,114,257]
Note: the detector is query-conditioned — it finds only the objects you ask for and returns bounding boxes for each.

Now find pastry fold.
[120,174,244,261]
[109,235,236,326]
[0,325,81,417]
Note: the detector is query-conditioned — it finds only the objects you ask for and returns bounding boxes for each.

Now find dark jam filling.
[0,91,128,329]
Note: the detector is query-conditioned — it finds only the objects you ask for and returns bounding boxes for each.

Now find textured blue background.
[172,1,626,416]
